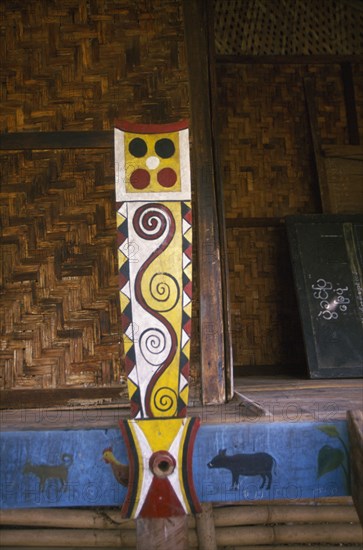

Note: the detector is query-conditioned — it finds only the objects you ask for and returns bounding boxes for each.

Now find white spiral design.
[139,328,170,366]
[137,206,170,239]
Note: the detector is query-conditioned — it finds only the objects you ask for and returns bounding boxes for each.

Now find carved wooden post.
[114,120,200,549]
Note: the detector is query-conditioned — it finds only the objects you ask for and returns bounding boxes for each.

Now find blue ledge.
[0,420,350,508]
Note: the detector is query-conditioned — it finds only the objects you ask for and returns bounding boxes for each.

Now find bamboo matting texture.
[214,0,363,55]
[0,0,194,392]
[227,226,306,369]
[217,62,363,368]
[0,0,190,132]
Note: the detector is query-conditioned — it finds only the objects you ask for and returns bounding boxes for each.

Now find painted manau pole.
[114,120,200,549]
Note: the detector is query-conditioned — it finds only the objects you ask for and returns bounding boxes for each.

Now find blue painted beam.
[0,420,350,509]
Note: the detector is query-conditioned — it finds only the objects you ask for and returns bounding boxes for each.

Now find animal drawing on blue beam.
[207,449,276,490]
[102,447,129,487]
[22,453,73,493]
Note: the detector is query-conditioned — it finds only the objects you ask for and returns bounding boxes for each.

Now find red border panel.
[115,119,189,134]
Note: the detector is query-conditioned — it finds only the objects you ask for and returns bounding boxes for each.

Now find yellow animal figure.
[102,447,129,487]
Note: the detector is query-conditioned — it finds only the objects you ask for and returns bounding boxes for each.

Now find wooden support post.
[204,0,234,400]
[340,62,360,146]
[303,77,328,212]
[136,517,189,550]
[195,503,217,550]
[347,410,363,526]
[183,0,227,405]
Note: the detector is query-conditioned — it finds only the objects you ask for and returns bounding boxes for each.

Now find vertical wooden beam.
[183,0,227,405]
[205,0,234,400]
[303,77,327,212]
[195,503,217,550]
[341,63,360,145]
[136,517,189,550]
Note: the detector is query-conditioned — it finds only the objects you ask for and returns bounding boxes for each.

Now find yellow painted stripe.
[139,418,184,452]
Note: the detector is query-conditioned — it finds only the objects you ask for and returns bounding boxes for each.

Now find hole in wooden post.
[149,451,176,478]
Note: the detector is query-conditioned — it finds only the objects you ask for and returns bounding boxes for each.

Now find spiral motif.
[149,273,180,312]
[153,387,178,416]
[133,205,170,241]
[132,202,178,419]
[139,328,169,366]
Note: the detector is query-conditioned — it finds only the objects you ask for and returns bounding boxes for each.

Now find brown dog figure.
[23,453,73,492]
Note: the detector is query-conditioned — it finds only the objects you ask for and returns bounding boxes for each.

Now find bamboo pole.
[195,503,217,550]
[215,523,363,546]
[213,503,360,526]
[0,529,136,547]
[1,504,359,529]
[1,522,362,548]
[0,508,135,529]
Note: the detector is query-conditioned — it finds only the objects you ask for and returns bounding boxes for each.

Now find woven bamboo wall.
[227,226,306,368]
[218,62,363,368]
[218,64,322,220]
[214,0,363,55]
[0,0,190,132]
[0,0,194,392]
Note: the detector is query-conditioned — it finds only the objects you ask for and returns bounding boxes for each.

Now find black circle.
[158,461,170,472]
[155,138,175,159]
[129,137,147,158]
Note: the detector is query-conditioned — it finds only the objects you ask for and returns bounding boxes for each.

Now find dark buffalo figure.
[207,449,276,490]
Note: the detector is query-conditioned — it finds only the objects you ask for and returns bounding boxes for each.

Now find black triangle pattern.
[178,201,192,413]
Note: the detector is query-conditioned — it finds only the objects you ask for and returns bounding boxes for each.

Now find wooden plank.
[136,517,189,550]
[303,77,328,211]
[1,377,361,429]
[0,420,352,509]
[0,131,113,150]
[0,388,129,409]
[347,410,363,526]
[216,54,363,65]
[182,0,226,405]
[322,145,363,160]
[206,0,234,400]
[340,63,360,145]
